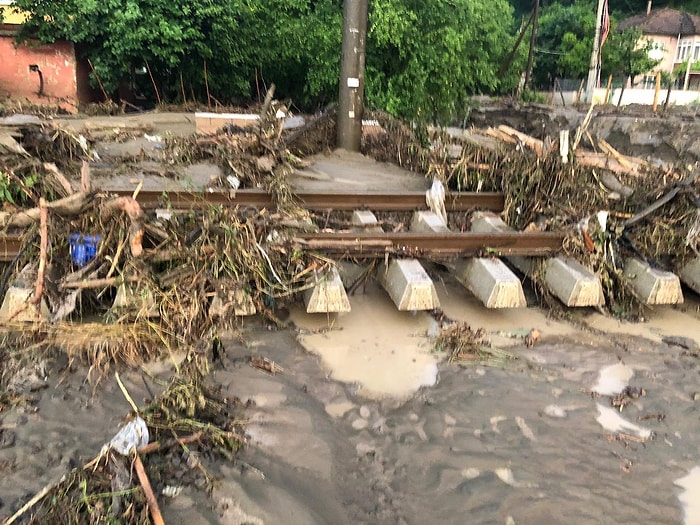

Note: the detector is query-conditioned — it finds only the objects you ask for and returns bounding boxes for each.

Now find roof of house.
[618,8,700,36]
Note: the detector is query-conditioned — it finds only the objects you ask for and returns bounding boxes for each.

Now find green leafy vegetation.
[12,0,522,124]
[9,0,689,119]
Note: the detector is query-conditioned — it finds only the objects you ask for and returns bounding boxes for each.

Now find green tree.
[12,0,521,120]
[533,1,597,86]
[12,0,254,103]
[534,2,660,89]
[602,27,660,88]
[366,0,523,124]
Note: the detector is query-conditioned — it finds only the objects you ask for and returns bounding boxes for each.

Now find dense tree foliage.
[13,0,521,123]
[11,0,682,119]
[367,0,523,122]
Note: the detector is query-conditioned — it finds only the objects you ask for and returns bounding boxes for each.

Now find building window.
[678,40,694,61]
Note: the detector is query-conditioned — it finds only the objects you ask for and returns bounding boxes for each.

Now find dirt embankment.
[467,103,700,166]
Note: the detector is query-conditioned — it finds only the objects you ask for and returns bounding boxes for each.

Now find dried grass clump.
[362,110,429,173]
[434,321,516,366]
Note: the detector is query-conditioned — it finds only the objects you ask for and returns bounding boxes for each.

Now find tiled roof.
[619,8,700,36]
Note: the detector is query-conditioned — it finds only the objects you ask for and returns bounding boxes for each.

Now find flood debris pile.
[3,358,244,525]
[417,116,700,316]
[0,104,337,379]
[0,104,698,358]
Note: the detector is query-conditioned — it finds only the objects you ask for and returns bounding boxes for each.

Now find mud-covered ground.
[2,277,700,524]
[466,101,700,167]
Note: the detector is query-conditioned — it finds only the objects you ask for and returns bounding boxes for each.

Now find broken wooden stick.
[597,138,638,172]
[497,125,544,156]
[59,275,140,290]
[0,192,91,228]
[80,160,92,193]
[32,198,48,305]
[101,196,144,257]
[133,452,165,525]
[2,475,67,525]
[137,431,204,455]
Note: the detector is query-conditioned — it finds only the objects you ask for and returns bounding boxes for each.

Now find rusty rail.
[294,231,564,259]
[0,235,23,262]
[111,189,504,212]
[0,190,565,262]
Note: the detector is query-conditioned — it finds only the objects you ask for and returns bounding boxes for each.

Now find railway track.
[109,189,505,212]
[0,190,563,262]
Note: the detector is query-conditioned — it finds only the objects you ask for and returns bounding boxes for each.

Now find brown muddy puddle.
[2,274,700,524]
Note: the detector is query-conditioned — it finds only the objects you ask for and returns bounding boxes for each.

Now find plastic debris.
[105,416,150,456]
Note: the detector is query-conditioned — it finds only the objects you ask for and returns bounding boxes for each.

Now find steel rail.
[0,235,23,262]
[293,231,564,259]
[0,230,564,263]
[109,189,504,212]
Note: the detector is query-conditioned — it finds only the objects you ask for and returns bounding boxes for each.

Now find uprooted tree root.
[9,355,244,525]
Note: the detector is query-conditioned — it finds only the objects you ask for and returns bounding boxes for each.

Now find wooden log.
[597,138,639,172]
[575,151,645,178]
[496,125,544,156]
[133,453,165,525]
[101,196,144,221]
[485,127,518,144]
[0,192,91,228]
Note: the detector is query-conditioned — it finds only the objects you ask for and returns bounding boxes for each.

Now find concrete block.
[544,256,604,307]
[410,211,449,233]
[304,266,351,313]
[352,210,383,233]
[414,210,525,308]
[469,212,531,272]
[452,258,526,308]
[195,112,259,135]
[624,258,683,305]
[379,259,440,311]
[112,284,160,318]
[471,211,603,307]
[679,257,700,295]
[0,285,49,322]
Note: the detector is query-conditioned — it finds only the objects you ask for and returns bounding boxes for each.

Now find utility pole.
[584,0,606,102]
[337,0,369,151]
[523,0,540,90]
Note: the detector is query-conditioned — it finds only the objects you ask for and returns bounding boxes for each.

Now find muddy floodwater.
[211,277,700,525]
[2,274,700,524]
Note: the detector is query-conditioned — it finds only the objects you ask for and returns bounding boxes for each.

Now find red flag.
[601,0,610,47]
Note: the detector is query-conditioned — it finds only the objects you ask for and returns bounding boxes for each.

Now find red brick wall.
[0,34,78,111]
